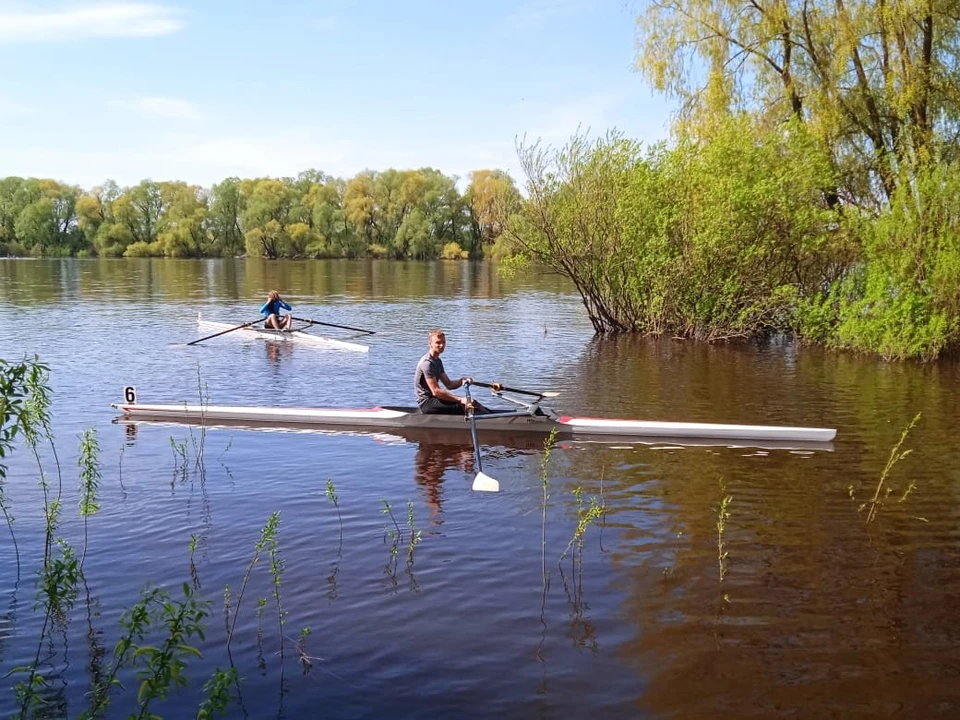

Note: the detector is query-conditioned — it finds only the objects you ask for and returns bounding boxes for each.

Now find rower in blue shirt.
[260,290,293,332]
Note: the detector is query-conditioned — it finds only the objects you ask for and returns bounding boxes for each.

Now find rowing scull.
[111,401,836,444]
[197,313,369,352]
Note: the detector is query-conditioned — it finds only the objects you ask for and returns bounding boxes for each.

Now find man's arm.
[438,370,463,390]
[426,376,467,405]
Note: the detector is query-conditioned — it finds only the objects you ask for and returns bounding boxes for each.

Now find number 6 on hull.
[123,386,137,404]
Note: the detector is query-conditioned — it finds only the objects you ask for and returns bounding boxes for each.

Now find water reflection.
[8,259,960,718]
[0,257,575,306]
[264,340,293,366]
[412,441,475,523]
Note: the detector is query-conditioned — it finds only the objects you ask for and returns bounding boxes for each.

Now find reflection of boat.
[197,313,369,352]
[112,415,833,452]
[111,397,837,447]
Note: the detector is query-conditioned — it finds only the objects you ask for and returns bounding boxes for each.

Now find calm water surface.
[1,258,959,718]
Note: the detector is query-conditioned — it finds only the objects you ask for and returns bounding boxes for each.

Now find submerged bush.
[505,118,842,340]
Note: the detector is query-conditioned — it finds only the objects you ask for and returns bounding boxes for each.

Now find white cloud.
[108,96,203,120]
[0,2,183,43]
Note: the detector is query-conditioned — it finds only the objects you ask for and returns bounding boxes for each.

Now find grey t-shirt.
[414,353,444,406]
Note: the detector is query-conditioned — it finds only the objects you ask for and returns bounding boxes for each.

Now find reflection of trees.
[560,434,960,717]
[0,257,575,307]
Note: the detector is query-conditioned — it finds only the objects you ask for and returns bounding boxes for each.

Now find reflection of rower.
[263,339,295,366]
[413,441,475,523]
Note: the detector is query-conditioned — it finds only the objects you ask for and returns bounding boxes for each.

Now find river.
[1,258,959,718]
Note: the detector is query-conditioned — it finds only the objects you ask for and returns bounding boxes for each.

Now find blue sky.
[0,0,675,189]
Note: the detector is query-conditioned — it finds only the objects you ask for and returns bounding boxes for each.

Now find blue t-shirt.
[260,298,292,316]
[414,353,444,406]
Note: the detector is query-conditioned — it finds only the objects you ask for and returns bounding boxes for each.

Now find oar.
[464,382,499,492]
[187,318,264,346]
[473,381,559,399]
[291,317,376,335]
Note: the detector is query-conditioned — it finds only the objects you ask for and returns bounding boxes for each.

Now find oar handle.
[291,316,376,335]
[188,318,262,346]
[473,381,545,398]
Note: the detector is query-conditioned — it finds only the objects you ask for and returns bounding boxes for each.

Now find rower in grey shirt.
[414,329,488,414]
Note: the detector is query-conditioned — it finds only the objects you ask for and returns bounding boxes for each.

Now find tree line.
[0,168,522,261]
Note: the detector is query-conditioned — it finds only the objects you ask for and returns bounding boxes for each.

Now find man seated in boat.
[259,290,293,332]
[415,330,489,415]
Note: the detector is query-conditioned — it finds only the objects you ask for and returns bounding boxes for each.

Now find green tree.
[12,181,82,256]
[208,178,245,256]
[465,169,521,255]
[156,182,209,257]
[396,208,434,259]
[241,179,298,258]
[114,180,164,252]
[76,181,122,256]
[634,0,960,207]
[343,171,381,250]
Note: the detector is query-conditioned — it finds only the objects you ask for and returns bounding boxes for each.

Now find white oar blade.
[472,471,499,493]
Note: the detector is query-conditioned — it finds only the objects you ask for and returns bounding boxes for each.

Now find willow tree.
[155,182,209,257]
[501,131,655,333]
[208,178,246,256]
[635,0,960,208]
[465,170,521,256]
[240,179,298,258]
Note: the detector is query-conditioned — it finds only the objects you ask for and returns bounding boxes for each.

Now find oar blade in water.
[472,471,499,493]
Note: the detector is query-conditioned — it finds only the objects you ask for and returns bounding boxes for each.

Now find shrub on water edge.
[795,164,960,361]
[123,240,164,258]
[439,241,468,260]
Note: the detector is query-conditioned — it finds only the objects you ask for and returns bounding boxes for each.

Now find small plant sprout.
[222,584,231,633]
[191,361,210,468]
[227,511,280,650]
[717,480,732,583]
[296,627,313,674]
[197,667,239,720]
[256,597,267,659]
[267,525,286,663]
[189,534,201,589]
[559,485,603,566]
[170,436,189,480]
[77,427,102,571]
[381,498,403,552]
[540,429,557,587]
[862,412,921,523]
[326,478,343,553]
[406,500,422,566]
